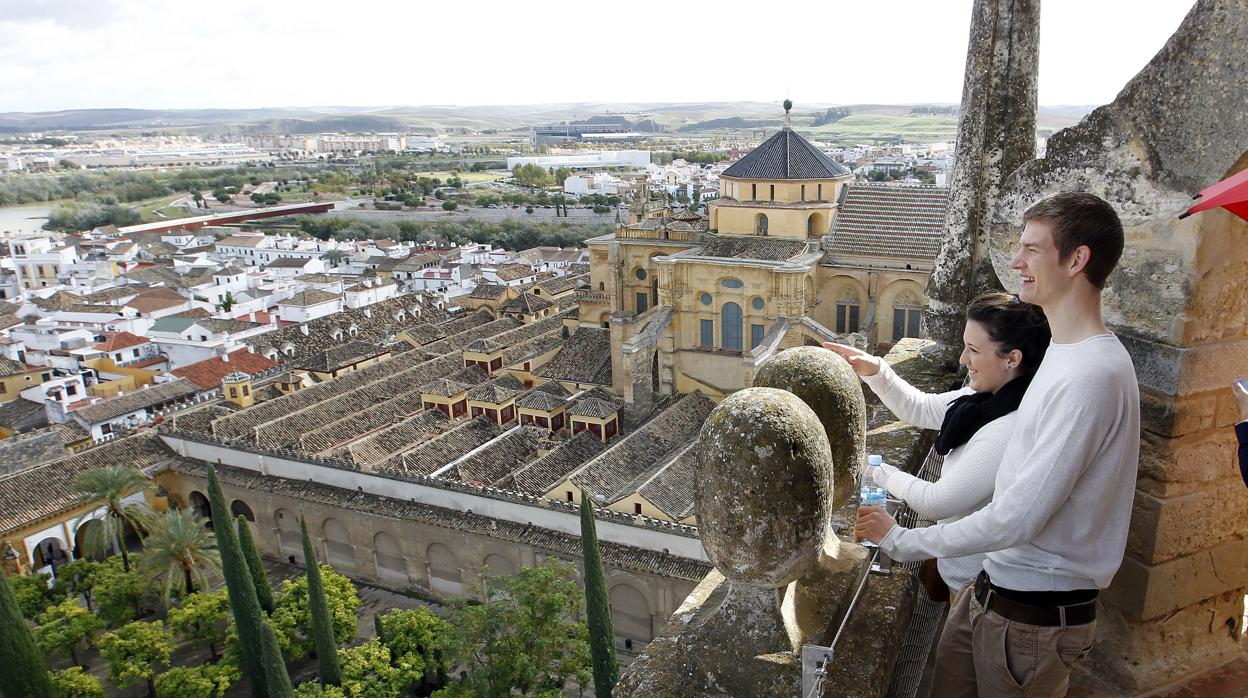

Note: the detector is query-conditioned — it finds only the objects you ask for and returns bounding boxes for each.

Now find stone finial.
[697,387,833,586]
[755,346,866,509]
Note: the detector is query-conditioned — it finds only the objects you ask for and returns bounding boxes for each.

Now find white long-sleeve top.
[881,334,1140,591]
[862,361,1013,590]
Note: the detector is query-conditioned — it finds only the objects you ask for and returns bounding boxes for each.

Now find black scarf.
[933,374,1032,456]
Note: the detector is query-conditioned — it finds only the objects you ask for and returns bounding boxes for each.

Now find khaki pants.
[930,583,1097,697]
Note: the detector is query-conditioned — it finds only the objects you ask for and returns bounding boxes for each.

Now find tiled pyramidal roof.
[826,184,950,261]
[721,127,852,180]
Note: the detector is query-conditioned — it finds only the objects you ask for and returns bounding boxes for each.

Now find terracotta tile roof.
[389,416,503,477]
[506,430,606,495]
[637,443,698,521]
[0,435,174,535]
[0,357,35,378]
[295,341,387,373]
[450,425,545,486]
[94,331,150,352]
[721,127,852,180]
[74,379,199,423]
[171,350,277,390]
[493,264,535,282]
[499,292,554,315]
[281,289,340,307]
[345,409,449,467]
[826,184,949,261]
[516,390,566,412]
[0,314,23,332]
[466,374,526,404]
[568,392,715,505]
[0,431,66,477]
[468,283,509,301]
[125,294,187,314]
[568,397,618,419]
[696,235,811,262]
[535,327,612,385]
[172,308,213,319]
[217,235,266,247]
[267,257,315,269]
[0,397,49,432]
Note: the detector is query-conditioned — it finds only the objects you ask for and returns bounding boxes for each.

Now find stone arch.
[31,536,68,571]
[721,302,743,351]
[598,311,610,329]
[427,543,463,596]
[373,531,406,584]
[189,490,211,522]
[323,517,353,569]
[609,582,654,646]
[807,211,827,237]
[230,499,255,522]
[482,553,517,578]
[73,519,104,561]
[275,509,301,561]
[755,213,769,236]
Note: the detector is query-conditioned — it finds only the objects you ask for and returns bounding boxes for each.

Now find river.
[0,203,52,235]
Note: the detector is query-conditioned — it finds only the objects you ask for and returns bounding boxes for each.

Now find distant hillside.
[0,102,1096,137]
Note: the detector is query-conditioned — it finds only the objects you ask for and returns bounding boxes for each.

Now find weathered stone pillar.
[981,1,1248,690]
[924,0,1039,358]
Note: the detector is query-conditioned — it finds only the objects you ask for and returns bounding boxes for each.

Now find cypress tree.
[207,465,291,697]
[237,514,275,613]
[0,567,53,698]
[580,490,619,697]
[301,516,342,686]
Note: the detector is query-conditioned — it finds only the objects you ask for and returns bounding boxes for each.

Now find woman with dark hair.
[824,292,1051,598]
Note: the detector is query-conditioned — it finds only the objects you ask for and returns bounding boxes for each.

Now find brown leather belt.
[973,571,1097,627]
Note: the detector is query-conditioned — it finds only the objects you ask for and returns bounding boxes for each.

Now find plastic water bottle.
[860,454,887,547]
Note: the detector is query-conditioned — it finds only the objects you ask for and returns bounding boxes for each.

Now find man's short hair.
[1023,192,1124,288]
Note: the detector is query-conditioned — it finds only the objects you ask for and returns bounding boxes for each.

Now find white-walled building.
[277,289,343,324]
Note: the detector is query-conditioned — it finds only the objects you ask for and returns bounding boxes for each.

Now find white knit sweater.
[862,361,1014,590]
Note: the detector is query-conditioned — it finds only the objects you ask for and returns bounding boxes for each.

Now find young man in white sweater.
[856,192,1141,697]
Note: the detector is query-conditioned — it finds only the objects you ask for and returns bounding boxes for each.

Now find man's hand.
[822,342,883,377]
[1234,379,1248,422]
[855,505,897,545]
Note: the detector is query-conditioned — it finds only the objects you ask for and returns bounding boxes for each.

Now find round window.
[635,268,647,280]
[700,293,712,306]
[751,297,765,311]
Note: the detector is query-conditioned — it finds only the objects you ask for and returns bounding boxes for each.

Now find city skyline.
[2,0,1192,113]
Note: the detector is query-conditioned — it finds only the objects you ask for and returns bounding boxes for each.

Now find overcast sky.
[0,0,1193,113]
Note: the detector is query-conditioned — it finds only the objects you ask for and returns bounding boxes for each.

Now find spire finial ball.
[783,99,793,114]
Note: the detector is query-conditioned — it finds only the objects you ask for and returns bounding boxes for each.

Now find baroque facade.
[582,119,945,402]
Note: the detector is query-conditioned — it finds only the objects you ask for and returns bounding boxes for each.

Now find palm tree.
[141,509,222,604]
[73,465,153,572]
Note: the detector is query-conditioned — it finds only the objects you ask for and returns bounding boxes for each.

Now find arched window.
[892,291,923,341]
[755,213,768,236]
[427,543,462,596]
[230,499,255,522]
[721,302,743,351]
[483,554,517,578]
[836,289,862,334]
[275,508,301,560]
[807,213,821,237]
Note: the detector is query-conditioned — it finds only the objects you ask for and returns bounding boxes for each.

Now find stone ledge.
[1104,536,1248,621]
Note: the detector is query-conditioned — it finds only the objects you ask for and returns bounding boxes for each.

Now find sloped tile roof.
[346,409,449,467]
[172,350,277,390]
[499,292,554,315]
[535,327,611,386]
[696,235,810,261]
[505,430,606,494]
[0,357,35,378]
[826,184,949,261]
[637,443,698,521]
[281,289,340,307]
[389,416,503,476]
[516,390,566,412]
[74,379,199,423]
[568,397,618,419]
[466,374,526,404]
[94,331,150,352]
[295,340,386,373]
[0,431,66,477]
[450,425,544,485]
[468,283,509,300]
[568,392,715,504]
[0,434,174,535]
[721,127,852,180]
